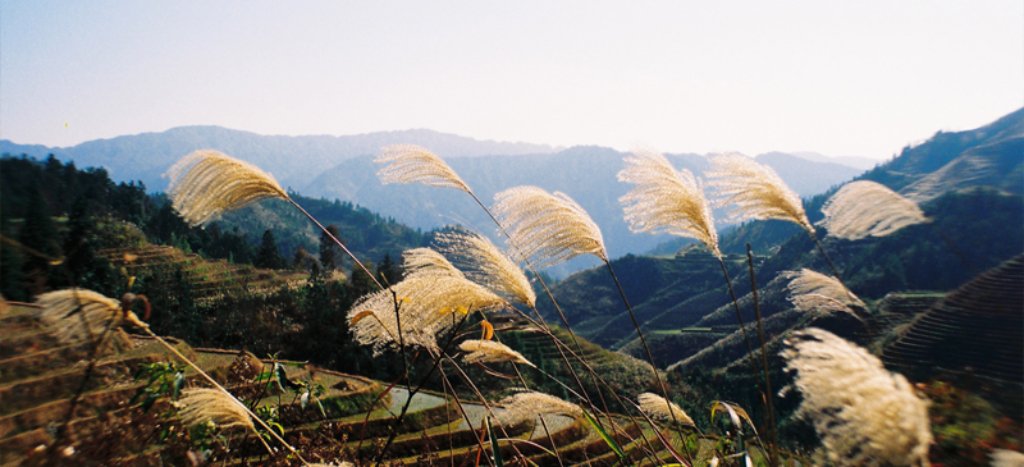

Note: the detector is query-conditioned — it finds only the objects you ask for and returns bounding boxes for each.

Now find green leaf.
[583,410,625,460]
[485,416,504,467]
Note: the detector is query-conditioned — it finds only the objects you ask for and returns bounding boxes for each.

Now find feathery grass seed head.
[618,149,720,258]
[459,339,534,367]
[35,289,145,344]
[492,186,607,268]
[166,150,288,226]
[402,247,464,279]
[707,153,812,233]
[637,392,695,426]
[819,180,929,240]
[781,328,932,466]
[434,230,536,307]
[785,268,865,318]
[497,391,583,426]
[175,388,254,431]
[375,144,470,192]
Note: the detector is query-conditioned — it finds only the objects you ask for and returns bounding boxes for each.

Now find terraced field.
[99,244,310,304]
[0,301,711,466]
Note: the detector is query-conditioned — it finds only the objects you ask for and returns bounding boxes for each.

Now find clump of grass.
[166,149,288,226]
[819,180,929,240]
[707,152,812,233]
[496,391,583,427]
[492,185,607,267]
[618,148,720,257]
[375,144,471,192]
[433,230,536,308]
[781,328,932,466]
[638,392,694,427]
[459,339,534,367]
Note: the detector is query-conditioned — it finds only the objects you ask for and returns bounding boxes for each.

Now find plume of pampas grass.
[348,270,506,353]
[990,449,1024,467]
[492,186,607,268]
[781,328,932,466]
[707,153,812,233]
[497,391,583,427]
[819,180,929,240]
[402,247,464,279]
[459,339,534,367]
[434,230,536,307]
[166,150,288,226]
[785,269,866,317]
[174,387,254,431]
[375,144,470,192]
[35,289,146,344]
[637,392,695,426]
[618,149,721,258]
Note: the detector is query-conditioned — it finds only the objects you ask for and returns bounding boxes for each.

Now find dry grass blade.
[174,387,255,431]
[781,328,932,466]
[434,230,536,307]
[990,449,1024,467]
[347,269,507,354]
[819,180,929,240]
[492,186,607,268]
[706,153,812,233]
[785,268,866,317]
[165,149,288,226]
[637,392,695,427]
[35,289,146,344]
[375,144,470,192]
[618,149,721,257]
[497,391,583,427]
[459,339,535,367]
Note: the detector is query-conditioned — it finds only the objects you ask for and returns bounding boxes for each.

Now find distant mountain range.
[1,127,866,274]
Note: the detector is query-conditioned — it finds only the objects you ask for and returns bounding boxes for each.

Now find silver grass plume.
[781,328,932,466]
[990,449,1024,467]
[618,149,720,258]
[785,268,866,318]
[819,180,929,240]
[174,387,255,431]
[434,230,536,307]
[166,150,288,226]
[492,186,607,268]
[496,391,583,427]
[637,392,695,426]
[348,269,506,354]
[402,247,464,279]
[36,289,147,344]
[707,153,812,233]
[459,339,534,367]
[375,144,470,192]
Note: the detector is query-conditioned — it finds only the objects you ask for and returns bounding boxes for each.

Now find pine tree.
[19,188,59,296]
[319,224,342,272]
[255,230,284,269]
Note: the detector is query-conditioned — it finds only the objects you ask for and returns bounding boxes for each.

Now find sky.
[1,1,1021,160]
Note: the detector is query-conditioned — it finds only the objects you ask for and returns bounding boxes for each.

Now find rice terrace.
[1,2,1022,466]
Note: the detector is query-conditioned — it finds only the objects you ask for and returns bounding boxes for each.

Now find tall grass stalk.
[745,244,778,465]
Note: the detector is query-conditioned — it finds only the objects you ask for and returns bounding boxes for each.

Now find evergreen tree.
[319,224,342,272]
[347,260,376,299]
[19,188,59,296]
[62,198,114,293]
[255,229,284,269]
[376,253,401,285]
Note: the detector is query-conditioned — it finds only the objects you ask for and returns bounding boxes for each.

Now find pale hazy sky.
[2,1,1021,159]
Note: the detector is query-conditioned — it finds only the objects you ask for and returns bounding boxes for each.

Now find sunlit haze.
[2,1,1021,159]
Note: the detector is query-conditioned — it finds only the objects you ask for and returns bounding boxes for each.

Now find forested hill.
[0,154,427,301]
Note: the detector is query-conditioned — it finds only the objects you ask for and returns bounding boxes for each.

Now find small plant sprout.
[638,392,695,427]
[618,149,720,258]
[781,328,932,466]
[459,339,534,367]
[819,180,929,240]
[375,144,470,192]
[496,391,583,427]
